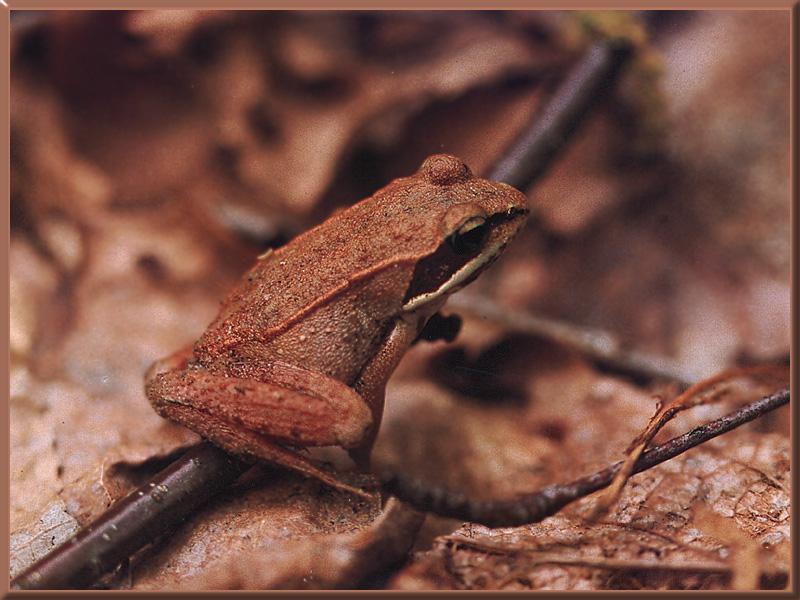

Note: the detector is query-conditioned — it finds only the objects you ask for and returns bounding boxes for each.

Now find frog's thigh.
[153,397,371,498]
[148,367,372,449]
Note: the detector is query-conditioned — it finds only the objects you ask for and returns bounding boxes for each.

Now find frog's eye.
[448,216,488,255]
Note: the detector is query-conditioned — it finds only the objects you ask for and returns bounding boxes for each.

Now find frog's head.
[400,154,529,313]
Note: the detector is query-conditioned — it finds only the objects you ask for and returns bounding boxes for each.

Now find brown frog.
[145,154,528,496]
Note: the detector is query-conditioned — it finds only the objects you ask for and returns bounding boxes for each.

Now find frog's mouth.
[402,208,527,313]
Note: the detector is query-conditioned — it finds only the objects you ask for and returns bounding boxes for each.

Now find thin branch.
[487,39,632,189]
[380,388,789,528]
[588,364,789,519]
[11,443,248,590]
[448,293,695,388]
[443,536,731,574]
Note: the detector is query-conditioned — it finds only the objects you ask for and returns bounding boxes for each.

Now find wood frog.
[145,154,528,497]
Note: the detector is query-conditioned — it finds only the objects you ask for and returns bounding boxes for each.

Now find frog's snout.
[499,181,529,217]
[419,154,472,186]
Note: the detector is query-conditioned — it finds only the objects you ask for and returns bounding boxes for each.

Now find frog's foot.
[156,399,375,500]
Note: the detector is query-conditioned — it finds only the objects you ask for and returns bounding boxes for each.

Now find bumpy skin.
[145,154,528,495]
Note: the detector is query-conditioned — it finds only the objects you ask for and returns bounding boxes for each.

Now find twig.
[11,443,248,590]
[380,388,789,528]
[443,536,731,574]
[448,293,695,388]
[588,364,789,519]
[12,28,637,590]
[487,39,632,189]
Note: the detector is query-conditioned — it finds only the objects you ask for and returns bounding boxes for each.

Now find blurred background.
[10,10,791,590]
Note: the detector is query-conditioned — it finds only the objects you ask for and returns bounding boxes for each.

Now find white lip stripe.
[401,237,506,313]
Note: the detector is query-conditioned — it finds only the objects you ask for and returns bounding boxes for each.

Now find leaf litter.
[10,10,790,590]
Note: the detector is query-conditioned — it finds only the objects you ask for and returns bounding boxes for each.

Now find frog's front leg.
[145,356,374,498]
[349,317,421,469]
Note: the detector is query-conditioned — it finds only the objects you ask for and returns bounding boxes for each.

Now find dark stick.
[449,293,694,388]
[487,39,632,189]
[11,29,637,591]
[381,388,790,528]
[11,443,248,590]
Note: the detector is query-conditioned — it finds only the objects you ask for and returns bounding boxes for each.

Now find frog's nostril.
[419,154,471,186]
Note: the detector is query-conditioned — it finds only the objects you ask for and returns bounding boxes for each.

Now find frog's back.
[193,153,521,378]
[194,174,442,369]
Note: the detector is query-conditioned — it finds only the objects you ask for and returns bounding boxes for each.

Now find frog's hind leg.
[147,365,373,449]
[146,365,375,498]
[155,398,374,500]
